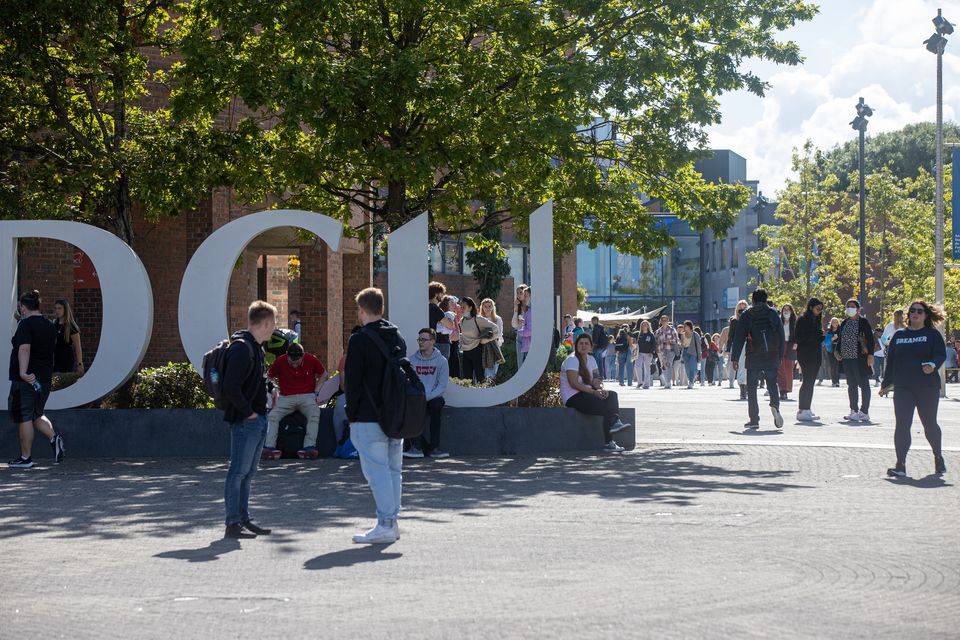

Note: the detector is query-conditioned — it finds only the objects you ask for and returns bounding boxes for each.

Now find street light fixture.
[924,8,949,397]
[850,97,872,303]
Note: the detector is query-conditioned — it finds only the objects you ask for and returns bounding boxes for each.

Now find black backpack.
[202,338,254,410]
[747,307,777,356]
[361,327,427,439]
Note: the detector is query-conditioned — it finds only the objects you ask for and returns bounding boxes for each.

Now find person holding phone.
[879,300,947,478]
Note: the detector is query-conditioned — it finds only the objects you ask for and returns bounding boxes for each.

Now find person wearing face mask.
[794,298,824,422]
[835,298,876,422]
[879,300,947,477]
[777,304,798,400]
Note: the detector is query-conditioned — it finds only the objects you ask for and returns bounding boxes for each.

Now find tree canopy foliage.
[169,0,816,255]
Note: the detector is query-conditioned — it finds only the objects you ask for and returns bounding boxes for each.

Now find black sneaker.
[935,457,947,476]
[8,456,34,468]
[242,520,272,535]
[51,435,65,463]
[224,523,256,539]
[743,422,759,430]
[886,464,906,478]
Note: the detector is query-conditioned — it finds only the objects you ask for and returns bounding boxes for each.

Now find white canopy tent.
[575,305,668,328]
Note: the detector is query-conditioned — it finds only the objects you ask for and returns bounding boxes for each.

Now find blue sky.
[706,0,960,196]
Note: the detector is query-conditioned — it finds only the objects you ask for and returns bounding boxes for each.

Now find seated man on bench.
[263,343,327,459]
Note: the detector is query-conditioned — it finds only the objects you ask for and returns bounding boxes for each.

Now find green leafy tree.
[465,225,511,302]
[821,122,960,193]
[170,0,816,255]
[0,0,218,242]
[746,142,857,311]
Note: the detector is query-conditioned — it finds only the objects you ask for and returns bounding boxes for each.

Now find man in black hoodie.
[221,300,276,539]
[732,289,785,430]
[346,287,408,544]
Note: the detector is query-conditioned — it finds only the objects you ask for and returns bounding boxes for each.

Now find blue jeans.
[484,363,499,380]
[617,352,632,385]
[593,348,607,379]
[516,347,526,369]
[224,414,267,526]
[606,352,617,380]
[873,356,885,383]
[350,422,402,521]
[683,353,699,387]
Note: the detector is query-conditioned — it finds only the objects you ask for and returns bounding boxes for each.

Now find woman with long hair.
[52,298,84,374]
[480,298,504,380]
[794,298,824,421]
[880,300,947,477]
[725,300,749,391]
[560,333,631,452]
[777,303,797,400]
[633,320,656,389]
[512,286,531,369]
[679,321,702,390]
[458,297,500,384]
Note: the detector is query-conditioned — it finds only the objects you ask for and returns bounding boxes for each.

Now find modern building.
[576,149,778,332]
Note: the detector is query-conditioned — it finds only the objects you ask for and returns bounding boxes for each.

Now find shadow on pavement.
[303,545,402,570]
[0,449,807,540]
[154,538,241,562]
[885,474,952,489]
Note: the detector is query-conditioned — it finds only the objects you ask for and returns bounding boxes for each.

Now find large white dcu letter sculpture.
[388,202,555,407]
[1,221,154,409]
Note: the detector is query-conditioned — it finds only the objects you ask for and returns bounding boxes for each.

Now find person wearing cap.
[263,342,327,459]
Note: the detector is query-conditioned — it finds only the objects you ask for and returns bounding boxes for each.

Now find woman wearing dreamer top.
[879,300,948,478]
[560,333,632,453]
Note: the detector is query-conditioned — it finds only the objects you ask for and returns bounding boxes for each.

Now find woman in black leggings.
[794,298,824,422]
[561,333,631,452]
[880,300,947,478]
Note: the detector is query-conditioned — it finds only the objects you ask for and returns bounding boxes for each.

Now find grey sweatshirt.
[410,348,449,401]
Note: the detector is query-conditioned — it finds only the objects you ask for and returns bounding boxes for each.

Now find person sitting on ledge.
[560,333,631,453]
[263,342,327,460]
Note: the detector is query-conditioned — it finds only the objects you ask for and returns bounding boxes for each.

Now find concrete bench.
[1,406,635,460]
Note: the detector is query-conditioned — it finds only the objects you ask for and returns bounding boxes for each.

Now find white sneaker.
[609,420,632,434]
[844,412,860,422]
[403,447,424,459]
[771,406,783,429]
[857,411,870,422]
[603,440,625,453]
[352,521,399,544]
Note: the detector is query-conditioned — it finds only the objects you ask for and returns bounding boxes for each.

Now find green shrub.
[516,371,562,407]
[51,372,83,391]
[130,362,213,409]
[499,338,518,377]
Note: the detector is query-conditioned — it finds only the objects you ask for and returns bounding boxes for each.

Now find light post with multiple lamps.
[850,97,872,304]
[924,9,952,397]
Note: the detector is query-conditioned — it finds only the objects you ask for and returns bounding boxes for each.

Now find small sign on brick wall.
[73,249,100,289]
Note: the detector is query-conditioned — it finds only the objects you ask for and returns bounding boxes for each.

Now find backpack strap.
[230,337,257,379]
[361,326,395,361]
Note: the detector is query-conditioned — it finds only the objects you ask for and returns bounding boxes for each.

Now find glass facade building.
[576,217,701,321]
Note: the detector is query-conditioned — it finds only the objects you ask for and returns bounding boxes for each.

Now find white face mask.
[783,312,791,319]
[845,307,858,317]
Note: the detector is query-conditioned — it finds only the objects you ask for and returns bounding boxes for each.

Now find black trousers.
[565,390,620,441]
[747,368,779,424]
[893,385,942,466]
[797,353,821,411]
[843,358,871,413]
[406,397,445,454]
[461,346,485,383]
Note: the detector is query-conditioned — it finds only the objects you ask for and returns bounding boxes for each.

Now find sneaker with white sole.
[771,406,783,429]
[52,435,65,463]
[352,521,399,544]
[609,420,632,434]
[843,412,860,422]
[7,456,34,468]
[402,447,424,459]
[603,440,625,453]
[429,450,450,459]
[886,464,906,478]
[857,411,870,422]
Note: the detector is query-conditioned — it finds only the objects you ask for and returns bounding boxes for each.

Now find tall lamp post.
[924,9,952,397]
[850,98,872,303]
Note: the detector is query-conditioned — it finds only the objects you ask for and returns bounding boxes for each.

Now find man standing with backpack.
[218,300,276,539]
[731,289,786,430]
[345,287,410,544]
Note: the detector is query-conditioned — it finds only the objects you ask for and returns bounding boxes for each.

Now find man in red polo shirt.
[263,343,326,459]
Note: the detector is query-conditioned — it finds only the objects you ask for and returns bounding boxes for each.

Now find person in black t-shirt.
[428,281,455,360]
[8,290,63,468]
[52,298,84,374]
[880,300,948,478]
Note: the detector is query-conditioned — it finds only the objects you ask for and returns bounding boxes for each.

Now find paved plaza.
[1,384,958,639]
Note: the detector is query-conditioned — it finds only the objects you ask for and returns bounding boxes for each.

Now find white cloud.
[706,0,960,196]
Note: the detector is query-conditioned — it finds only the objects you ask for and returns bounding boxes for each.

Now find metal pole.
[935,9,947,397]
[859,122,867,303]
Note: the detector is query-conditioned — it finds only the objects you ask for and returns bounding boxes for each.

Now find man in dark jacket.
[346,287,408,544]
[591,317,609,379]
[732,289,786,430]
[221,300,276,539]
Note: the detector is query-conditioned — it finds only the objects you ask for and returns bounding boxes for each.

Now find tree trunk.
[113,0,134,244]
[386,179,406,231]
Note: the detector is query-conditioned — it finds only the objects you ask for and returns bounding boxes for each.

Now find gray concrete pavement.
[1,382,958,639]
